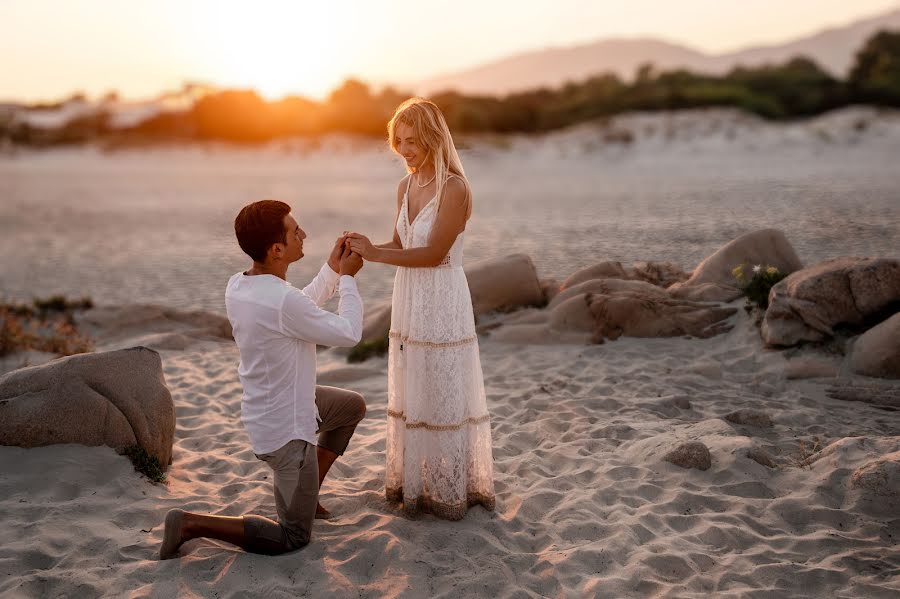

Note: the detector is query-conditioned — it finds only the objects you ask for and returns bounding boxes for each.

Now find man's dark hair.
[234,200,291,262]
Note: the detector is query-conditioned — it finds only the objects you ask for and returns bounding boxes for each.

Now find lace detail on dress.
[385,181,495,520]
[389,330,476,348]
[387,409,490,431]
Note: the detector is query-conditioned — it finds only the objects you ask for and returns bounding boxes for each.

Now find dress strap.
[405,174,414,196]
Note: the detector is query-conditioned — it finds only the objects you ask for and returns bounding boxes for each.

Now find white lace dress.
[385,178,495,520]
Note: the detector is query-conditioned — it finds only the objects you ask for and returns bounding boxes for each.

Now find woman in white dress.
[346,98,495,520]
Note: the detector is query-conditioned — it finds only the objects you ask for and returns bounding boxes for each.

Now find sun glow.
[195,2,349,99]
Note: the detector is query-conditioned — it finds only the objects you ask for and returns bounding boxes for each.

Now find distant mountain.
[417,7,900,95]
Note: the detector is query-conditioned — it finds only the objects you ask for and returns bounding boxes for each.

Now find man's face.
[279,213,306,263]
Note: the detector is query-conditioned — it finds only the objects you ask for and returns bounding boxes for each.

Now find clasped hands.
[326,232,376,276]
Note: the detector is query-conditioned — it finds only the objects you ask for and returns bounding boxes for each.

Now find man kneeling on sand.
[160,199,366,558]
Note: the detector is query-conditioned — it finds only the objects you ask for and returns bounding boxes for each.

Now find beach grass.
[122,445,167,484]
[0,296,94,357]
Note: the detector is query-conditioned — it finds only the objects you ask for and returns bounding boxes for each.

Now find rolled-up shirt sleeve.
[280,275,363,347]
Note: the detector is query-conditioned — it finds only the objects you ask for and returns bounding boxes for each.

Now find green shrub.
[347,334,390,363]
[732,264,788,309]
[123,445,167,483]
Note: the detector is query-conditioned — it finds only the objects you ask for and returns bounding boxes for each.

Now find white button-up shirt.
[225,263,363,455]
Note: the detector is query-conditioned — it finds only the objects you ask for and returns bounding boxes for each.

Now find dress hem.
[386,486,496,521]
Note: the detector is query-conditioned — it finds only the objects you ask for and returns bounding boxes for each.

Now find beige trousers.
[242,385,365,554]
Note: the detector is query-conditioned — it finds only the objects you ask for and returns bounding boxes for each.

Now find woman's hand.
[346,233,377,260]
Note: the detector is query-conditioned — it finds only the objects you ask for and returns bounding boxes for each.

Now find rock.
[76,304,233,351]
[167,309,233,340]
[724,409,774,428]
[548,294,597,332]
[561,261,688,291]
[826,381,900,408]
[360,301,392,344]
[668,282,744,303]
[561,261,628,289]
[785,357,839,380]
[762,257,900,347]
[663,441,712,470]
[746,447,777,468]
[668,229,803,301]
[549,278,668,310]
[588,293,736,341]
[626,261,689,288]
[491,281,736,344]
[465,254,545,316]
[539,278,562,304]
[317,364,385,385]
[80,305,232,339]
[0,347,175,467]
[850,312,900,379]
[126,332,191,351]
[849,451,900,498]
[352,255,545,347]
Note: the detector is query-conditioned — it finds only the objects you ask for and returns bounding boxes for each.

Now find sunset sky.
[2,0,898,102]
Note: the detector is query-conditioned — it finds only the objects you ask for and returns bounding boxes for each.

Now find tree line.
[4,30,900,146]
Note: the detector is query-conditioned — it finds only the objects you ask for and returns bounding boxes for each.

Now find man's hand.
[339,244,363,277]
[346,233,376,260]
[327,234,348,273]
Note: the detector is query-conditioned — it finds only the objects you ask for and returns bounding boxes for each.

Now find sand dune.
[1,303,897,597]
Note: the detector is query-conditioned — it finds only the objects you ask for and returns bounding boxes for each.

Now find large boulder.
[668,229,803,302]
[561,261,629,289]
[353,254,545,348]
[0,347,175,467]
[827,381,900,408]
[588,292,737,341]
[491,279,736,343]
[627,261,689,288]
[76,304,233,350]
[561,261,688,291]
[762,257,900,347]
[850,312,900,379]
[549,278,669,310]
[465,254,544,316]
[360,300,393,344]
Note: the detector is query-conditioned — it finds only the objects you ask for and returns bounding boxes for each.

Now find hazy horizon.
[2,0,899,104]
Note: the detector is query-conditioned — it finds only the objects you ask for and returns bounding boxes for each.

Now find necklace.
[416,171,436,187]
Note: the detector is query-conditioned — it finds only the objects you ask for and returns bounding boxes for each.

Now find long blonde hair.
[387,97,471,218]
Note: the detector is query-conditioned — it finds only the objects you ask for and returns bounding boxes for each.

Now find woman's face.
[395,122,428,170]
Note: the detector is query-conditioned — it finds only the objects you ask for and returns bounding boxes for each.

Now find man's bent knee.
[350,391,366,423]
[243,515,309,555]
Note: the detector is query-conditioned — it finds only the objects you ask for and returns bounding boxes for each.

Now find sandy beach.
[1,305,898,597]
[1,108,899,597]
